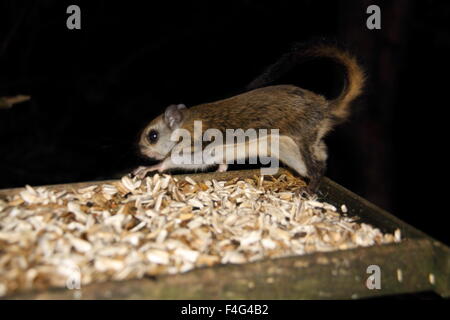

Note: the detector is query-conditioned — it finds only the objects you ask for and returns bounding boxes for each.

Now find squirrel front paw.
[132,164,163,179]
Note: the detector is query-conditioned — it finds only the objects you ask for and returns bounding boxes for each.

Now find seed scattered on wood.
[184,177,197,186]
[429,273,435,285]
[146,250,170,265]
[397,269,403,282]
[394,229,402,242]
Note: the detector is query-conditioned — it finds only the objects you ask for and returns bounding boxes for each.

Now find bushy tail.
[310,45,365,120]
[246,42,366,121]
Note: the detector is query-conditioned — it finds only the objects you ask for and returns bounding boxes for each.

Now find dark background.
[0,0,448,245]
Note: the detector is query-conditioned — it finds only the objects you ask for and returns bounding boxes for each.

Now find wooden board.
[1,169,449,299]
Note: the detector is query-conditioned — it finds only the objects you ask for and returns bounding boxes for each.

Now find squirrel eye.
[147,129,159,144]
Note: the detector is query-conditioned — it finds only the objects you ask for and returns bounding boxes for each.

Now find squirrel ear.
[164,104,186,129]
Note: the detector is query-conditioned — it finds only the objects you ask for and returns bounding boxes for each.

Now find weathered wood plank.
[7,239,442,299]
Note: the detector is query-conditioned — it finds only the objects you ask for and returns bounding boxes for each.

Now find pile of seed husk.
[0,173,401,297]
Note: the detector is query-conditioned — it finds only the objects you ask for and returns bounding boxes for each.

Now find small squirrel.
[133,43,365,194]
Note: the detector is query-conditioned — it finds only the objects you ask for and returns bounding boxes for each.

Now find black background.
[0,0,449,245]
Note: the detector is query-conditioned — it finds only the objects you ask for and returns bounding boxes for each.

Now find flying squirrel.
[132,43,365,194]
